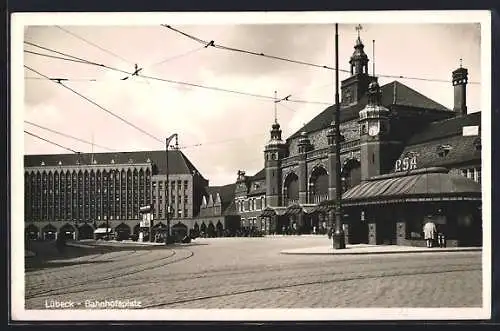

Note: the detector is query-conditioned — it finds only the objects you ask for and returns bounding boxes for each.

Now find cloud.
[21,23,482,185]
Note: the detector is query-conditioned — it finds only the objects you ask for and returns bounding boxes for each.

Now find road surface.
[25,236,482,309]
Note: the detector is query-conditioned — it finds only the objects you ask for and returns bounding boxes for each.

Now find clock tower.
[341,25,377,106]
[359,80,394,181]
[265,94,288,208]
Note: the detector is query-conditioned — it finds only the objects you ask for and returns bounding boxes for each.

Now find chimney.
[452,61,468,116]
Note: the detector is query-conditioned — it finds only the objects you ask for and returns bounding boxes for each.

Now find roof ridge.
[389,80,450,111]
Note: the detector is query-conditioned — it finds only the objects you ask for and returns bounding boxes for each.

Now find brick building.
[195,183,240,237]
[245,32,482,246]
[24,149,209,240]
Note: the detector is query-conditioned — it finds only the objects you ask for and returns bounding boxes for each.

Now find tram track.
[26,248,194,299]
[137,263,481,308]
[25,249,149,277]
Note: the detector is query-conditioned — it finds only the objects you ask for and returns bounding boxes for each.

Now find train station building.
[236,33,482,246]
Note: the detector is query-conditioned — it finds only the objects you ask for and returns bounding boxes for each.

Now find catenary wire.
[24,130,79,153]
[23,43,330,105]
[24,65,164,144]
[162,24,481,86]
[55,25,131,64]
[24,121,116,151]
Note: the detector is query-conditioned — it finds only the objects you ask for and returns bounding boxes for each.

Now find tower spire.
[372,39,375,77]
[274,90,278,124]
[356,24,362,38]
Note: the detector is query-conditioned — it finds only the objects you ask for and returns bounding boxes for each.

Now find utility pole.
[333,23,346,249]
[165,133,178,244]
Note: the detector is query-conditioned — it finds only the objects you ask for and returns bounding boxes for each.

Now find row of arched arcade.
[282,159,361,206]
[25,219,229,241]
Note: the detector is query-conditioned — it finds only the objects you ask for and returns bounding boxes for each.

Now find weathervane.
[355,24,363,37]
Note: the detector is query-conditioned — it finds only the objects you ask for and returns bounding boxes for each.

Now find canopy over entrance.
[260,206,287,217]
[342,167,481,206]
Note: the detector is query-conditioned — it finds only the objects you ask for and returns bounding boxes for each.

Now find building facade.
[195,183,240,237]
[24,149,209,240]
[248,32,482,246]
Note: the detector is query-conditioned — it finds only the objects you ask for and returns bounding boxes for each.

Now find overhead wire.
[24,65,164,145]
[55,25,131,64]
[24,130,79,153]
[162,24,481,86]
[24,121,116,151]
[23,41,332,105]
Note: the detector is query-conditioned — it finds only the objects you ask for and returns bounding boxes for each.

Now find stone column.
[298,155,307,204]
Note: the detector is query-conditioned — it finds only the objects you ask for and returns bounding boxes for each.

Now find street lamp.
[165,133,178,244]
[332,23,346,249]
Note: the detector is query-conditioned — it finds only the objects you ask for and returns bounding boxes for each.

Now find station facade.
[236,33,482,246]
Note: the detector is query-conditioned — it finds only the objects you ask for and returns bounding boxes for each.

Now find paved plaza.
[25,236,482,309]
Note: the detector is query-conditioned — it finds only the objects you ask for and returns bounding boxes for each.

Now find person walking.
[437,223,446,248]
[423,219,437,248]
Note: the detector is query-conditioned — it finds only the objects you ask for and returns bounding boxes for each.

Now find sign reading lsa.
[394,156,418,172]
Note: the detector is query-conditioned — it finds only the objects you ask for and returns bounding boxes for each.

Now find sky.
[21,19,482,186]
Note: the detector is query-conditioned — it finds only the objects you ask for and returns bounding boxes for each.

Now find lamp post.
[333,23,346,249]
[165,133,178,244]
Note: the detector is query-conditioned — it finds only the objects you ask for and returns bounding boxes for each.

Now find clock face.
[368,122,380,137]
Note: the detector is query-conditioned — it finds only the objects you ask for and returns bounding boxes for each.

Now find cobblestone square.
[25,236,483,310]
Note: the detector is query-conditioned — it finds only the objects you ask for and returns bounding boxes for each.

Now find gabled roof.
[399,112,481,168]
[288,80,451,140]
[251,168,266,180]
[205,183,236,213]
[400,135,481,169]
[406,112,481,145]
[24,150,204,177]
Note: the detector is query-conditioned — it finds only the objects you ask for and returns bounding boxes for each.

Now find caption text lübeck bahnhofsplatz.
[44,299,142,309]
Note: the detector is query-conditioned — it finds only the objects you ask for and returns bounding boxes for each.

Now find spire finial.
[460,58,463,68]
[355,24,363,38]
[372,39,375,76]
[274,90,278,124]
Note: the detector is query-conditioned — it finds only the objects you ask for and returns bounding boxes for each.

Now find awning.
[260,207,277,217]
[342,167,481,206]
[317,200,335,212]
[302,204,319,214]
[94,228,112,234]
[285,204,303,216]
[259,206,288,217]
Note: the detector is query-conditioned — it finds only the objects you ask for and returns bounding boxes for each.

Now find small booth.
[139,205,154,242]
[342,167,482,247]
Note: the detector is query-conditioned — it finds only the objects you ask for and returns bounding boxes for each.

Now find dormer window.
[40,161,45,166]
[92,159,97,164]
[111,159,115,164]
[58,161,62,166]
[146,158,151,163]
[436,144,452,157]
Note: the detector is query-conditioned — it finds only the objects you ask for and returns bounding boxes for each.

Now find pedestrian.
[437,224,446,248]
[423,219,437,248]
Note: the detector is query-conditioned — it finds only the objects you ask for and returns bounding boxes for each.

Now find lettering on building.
[394,156,417,172]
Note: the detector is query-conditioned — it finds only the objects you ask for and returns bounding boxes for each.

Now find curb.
[66,242,96,249]
[280,247,482,256]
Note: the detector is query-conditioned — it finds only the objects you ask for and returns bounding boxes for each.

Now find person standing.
[423,219,437,248]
